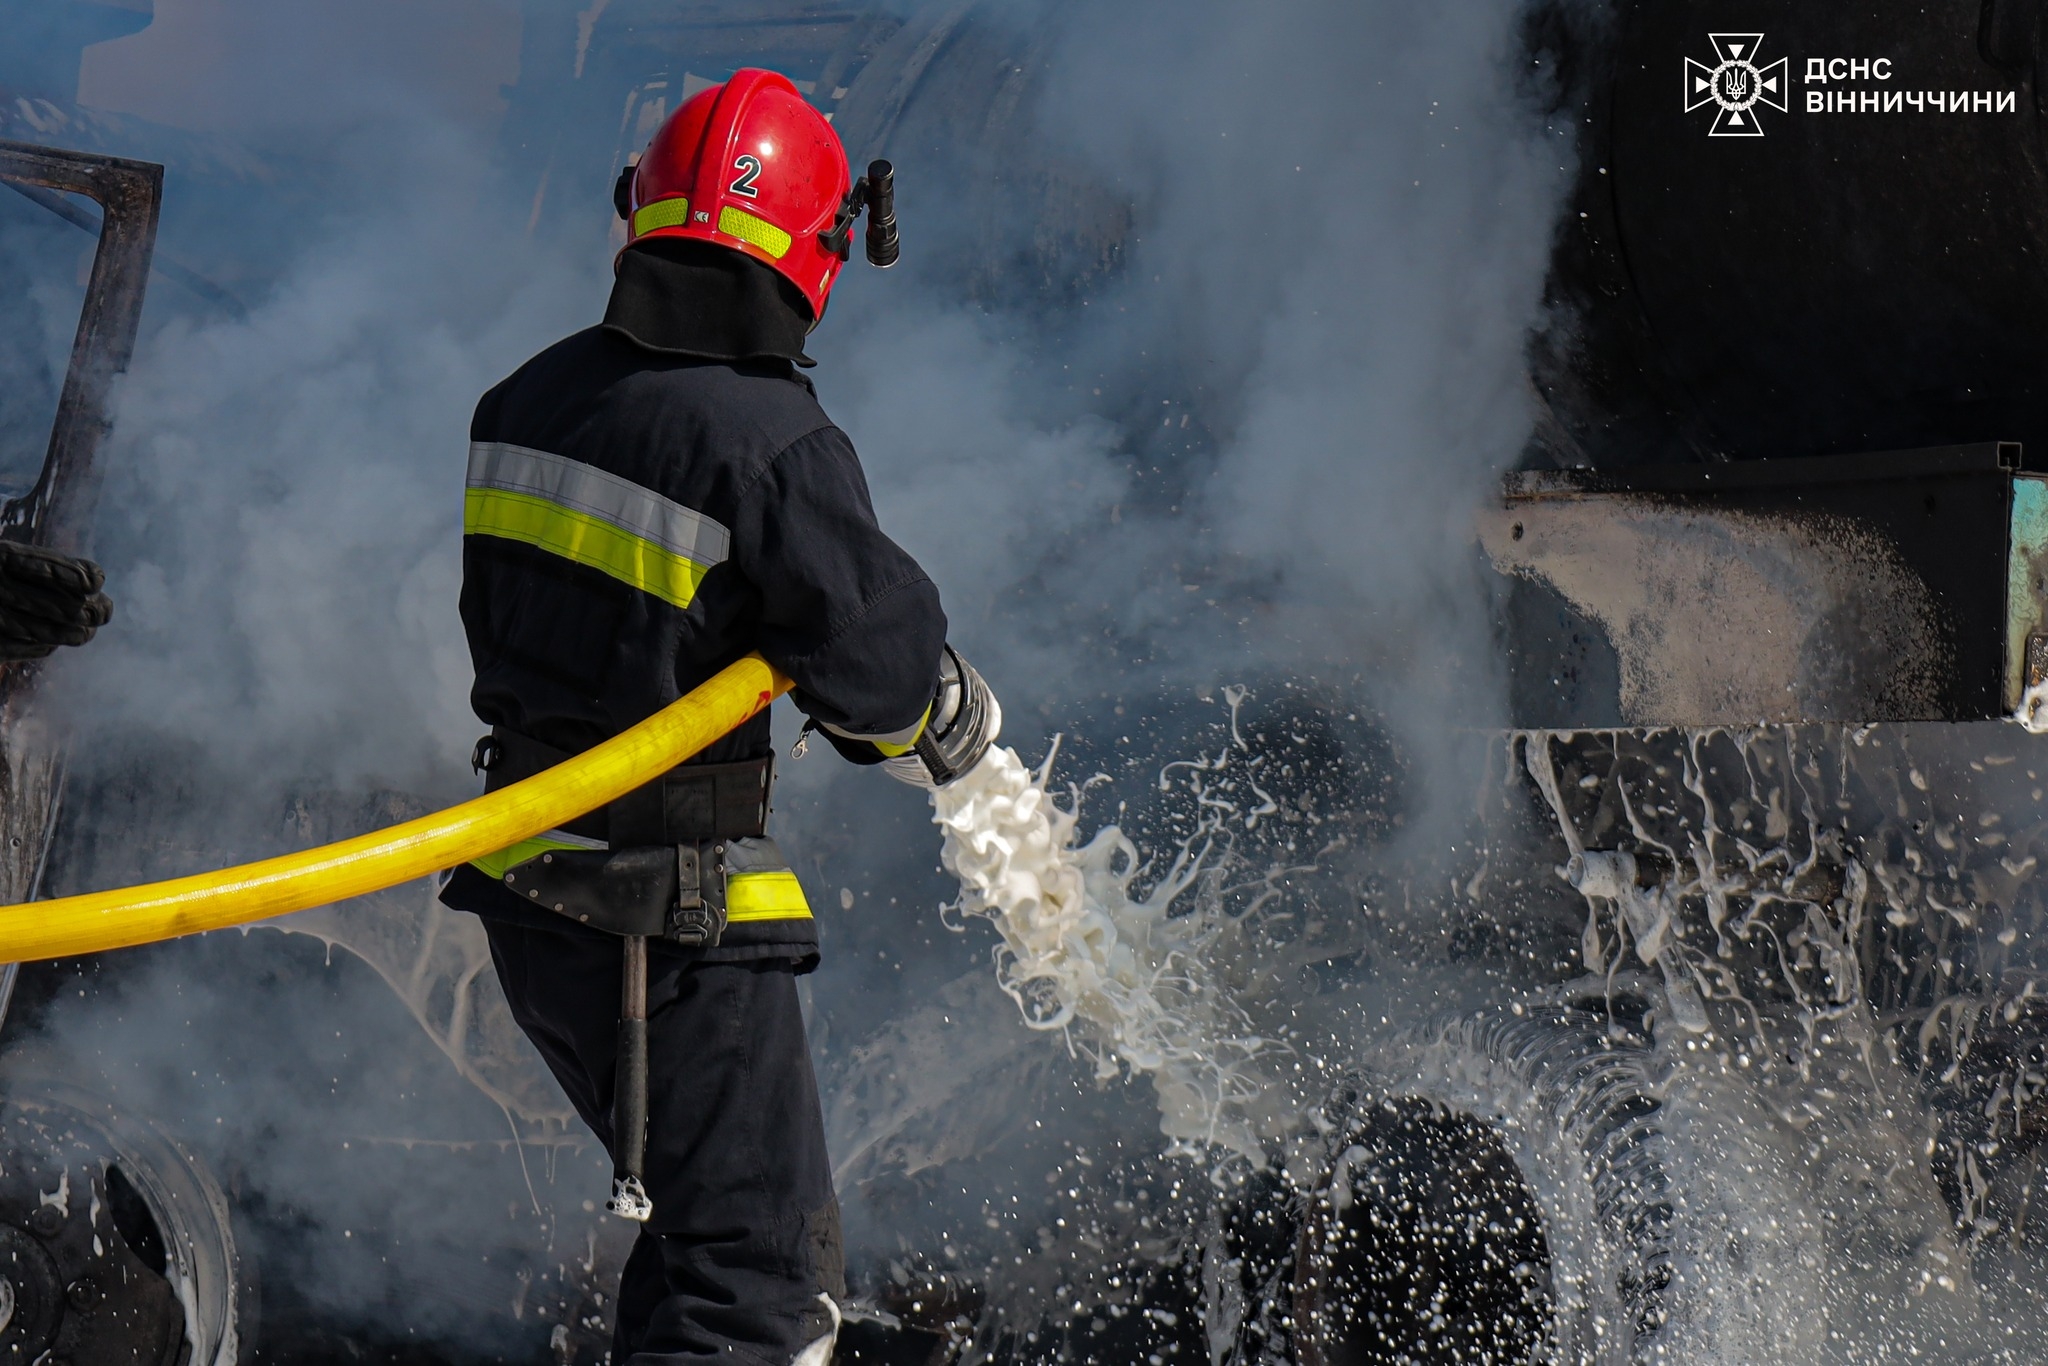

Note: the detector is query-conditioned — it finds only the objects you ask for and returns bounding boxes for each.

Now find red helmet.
[619,69,853,320]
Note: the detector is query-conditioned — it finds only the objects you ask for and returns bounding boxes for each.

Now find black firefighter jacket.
[437,325,948,964]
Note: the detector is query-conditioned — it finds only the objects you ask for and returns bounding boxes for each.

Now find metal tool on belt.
[608,934,655,1221]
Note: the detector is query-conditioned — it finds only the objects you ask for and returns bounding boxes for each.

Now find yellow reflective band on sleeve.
[724,870,812,923]
[821,704,931,758]
[470,832,603,882]
[718,205,792,259]
[465,487,713,609]
[872,705,930,758]
[632,196,691,236]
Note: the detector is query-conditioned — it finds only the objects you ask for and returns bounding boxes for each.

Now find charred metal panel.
[1532,0,2048,470]
[1488,443,2041,726]
[0,142,158,942]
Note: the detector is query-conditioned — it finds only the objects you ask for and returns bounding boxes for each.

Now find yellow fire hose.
[0,654,792,965]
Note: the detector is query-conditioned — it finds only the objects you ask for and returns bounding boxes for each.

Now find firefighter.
[437,69,998,1365]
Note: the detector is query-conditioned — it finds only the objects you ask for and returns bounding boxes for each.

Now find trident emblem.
[1684,34,1788,137]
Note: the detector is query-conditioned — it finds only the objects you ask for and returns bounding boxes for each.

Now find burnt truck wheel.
[1294,1001,1673,1365]
[0,1078,245,1366]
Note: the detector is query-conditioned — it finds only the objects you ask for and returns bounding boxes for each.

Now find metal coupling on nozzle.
[864,159,898,268]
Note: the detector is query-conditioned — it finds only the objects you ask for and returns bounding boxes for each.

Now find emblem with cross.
[1684,33,1789,136]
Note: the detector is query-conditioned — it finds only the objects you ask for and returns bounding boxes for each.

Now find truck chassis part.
[1490,442,2048,727]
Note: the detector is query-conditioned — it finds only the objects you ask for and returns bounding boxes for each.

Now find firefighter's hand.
[884,644,1001,788]
[0,541,113,661]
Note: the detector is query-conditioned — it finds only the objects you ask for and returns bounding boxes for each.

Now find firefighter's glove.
[0,541,113,660]
[883,644,1001,788]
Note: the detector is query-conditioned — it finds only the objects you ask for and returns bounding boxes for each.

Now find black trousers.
[484,920,843,1365]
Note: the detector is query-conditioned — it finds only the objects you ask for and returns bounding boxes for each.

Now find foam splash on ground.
[1516,725,2048,1359]
[928,744,1275,1160]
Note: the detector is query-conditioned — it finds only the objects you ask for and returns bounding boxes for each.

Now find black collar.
[602,239,816,367]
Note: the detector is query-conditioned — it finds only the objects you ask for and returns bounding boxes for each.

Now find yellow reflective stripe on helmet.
[633,196,691,236]
[470,831,603,882]
[718,205,792,259]
[465,487,714,609]
[725,870,811,922]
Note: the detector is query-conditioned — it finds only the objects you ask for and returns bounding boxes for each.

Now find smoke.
[5,5,620,1351]
[807,0,1565,848]
[787,0,1576,1317]
[1044,0,1562,739]
[46,0,1571,834]
[0,0,1576,1351]
[70,126,601,793]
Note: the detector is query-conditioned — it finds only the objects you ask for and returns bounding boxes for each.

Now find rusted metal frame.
[0,139,163,555]
[0,142,162,1015]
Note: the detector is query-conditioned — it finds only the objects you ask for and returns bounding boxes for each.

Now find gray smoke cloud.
[1042,0,1563,836]
[69,134,601,794]
[787,0,1575,1304]
[57,0,1567,822]
[1,0,1573,1350]
[802,0,1565,844]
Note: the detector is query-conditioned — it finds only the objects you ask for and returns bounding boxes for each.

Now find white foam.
[2015,679,2048,734]
[929,745,1272,1158]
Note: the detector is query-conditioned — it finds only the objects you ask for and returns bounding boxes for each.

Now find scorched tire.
[1293,1000,1675,1366]
[0,1077,249,1366]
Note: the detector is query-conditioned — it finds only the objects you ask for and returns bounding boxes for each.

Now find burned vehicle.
[8,0,2048,1363]
[805,1,2048,1362]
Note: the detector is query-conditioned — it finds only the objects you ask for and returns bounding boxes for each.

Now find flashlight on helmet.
[863,160,898,269]
[819,161,901,268]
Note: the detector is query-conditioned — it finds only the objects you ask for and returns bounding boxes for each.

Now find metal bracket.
[669,841,726,948]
